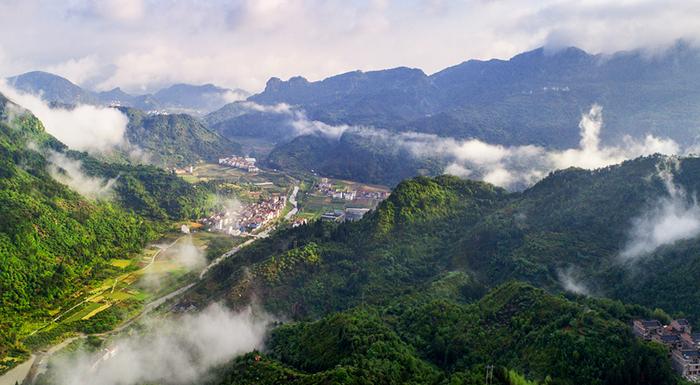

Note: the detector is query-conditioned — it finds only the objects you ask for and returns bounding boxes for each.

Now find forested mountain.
[197,159,700,319]
[207,282,676,385]
[188,156,700,383]
[0,93,212,358]
[120,107,241,167]
[266,133,442,185]
[6,71,247,115]
[209,41,700,185]
[204,103,295,143]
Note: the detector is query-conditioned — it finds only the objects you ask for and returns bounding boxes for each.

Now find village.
[218,155,260,173]
[315,177,390,202]
[633,318,700,382]
[198,193,287,236]
[311,177,391,223]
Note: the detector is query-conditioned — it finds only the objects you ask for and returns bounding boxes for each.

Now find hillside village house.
[634,318,700,382]
[633,319,662,340]
[673,350,700,379]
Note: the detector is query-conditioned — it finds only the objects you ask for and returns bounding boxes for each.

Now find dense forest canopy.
[188,159,700,383]
[0,94,213,358]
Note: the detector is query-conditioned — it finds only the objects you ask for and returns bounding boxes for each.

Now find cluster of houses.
[200,194,287,236]
[320,207,371,223]
[315,178,389,202]
[218,155,260,173]
[633,318,700,382]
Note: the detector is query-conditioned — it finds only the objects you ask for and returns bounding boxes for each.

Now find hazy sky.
[1,0,698,93]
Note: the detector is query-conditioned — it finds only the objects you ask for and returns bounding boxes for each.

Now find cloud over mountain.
[1,1,700,92]
[0,80,129,153]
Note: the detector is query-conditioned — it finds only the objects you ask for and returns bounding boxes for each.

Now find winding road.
[284,185,300,220]
[0,236,187,385]
[2,185,301,385]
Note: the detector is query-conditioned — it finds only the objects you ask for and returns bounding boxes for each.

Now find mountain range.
[248,41,700,147]
[207,41,700,185]
[4,41,700,384]
[7,71,249,115]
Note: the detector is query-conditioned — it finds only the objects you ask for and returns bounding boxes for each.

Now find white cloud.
[432,105,679,188]
[50,303,270,385]
[241,102,681,189]
[558,267,592,296]
[289,111,350,140]
[451,140,511,166]
[46,151,117,200]
[619,158,700,262]
[235,101,350,139]
[0,80,129,153]
[93,0,145,22]
[221,89,249,104]
[1,1,699,92]
[239,101,292,114]
[44,55,102,85]
[171,235,206,271]
[548,105,680,170]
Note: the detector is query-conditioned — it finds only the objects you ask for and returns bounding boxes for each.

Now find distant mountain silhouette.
[207,41,700,184]
[6,71,248,115]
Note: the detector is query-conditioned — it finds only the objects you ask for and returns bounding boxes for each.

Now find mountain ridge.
[6,71,249,115]
[209,41,700,186]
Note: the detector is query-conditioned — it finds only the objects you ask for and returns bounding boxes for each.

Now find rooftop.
[661,335,680,343]
[639,319,662,328]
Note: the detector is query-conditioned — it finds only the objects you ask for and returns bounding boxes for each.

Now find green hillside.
[0,94,212,360]
[200,158,700,319]
[206,282,677,385]
[121,107,241,167]
[266,133,443,185]
[188,158,700,383]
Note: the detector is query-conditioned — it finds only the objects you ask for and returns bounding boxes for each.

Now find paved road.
[1,236,187,385]
[199,238,255,279]
[0,355,34,385]
[284,185,299,220]
[6,201,300,384]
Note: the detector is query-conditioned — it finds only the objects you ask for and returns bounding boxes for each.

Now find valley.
[0,138,390,384]
[3,9,700,383]
[1,81,697,384]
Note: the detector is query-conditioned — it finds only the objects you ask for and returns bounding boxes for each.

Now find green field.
[14,230,229,362]
[109,259,132,268]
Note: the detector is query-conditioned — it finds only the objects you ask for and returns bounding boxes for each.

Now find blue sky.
[0,0,698,93]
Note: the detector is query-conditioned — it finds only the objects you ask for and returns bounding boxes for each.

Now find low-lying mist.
[46,150,117,200]
[0,80,129,153]
[557,266,592,296]
[0,81,153,164]
[141,235,209,292]
[172,235,207,271]
[619,158,700,262]
[238,101,681,189]
[47,304,271,385]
